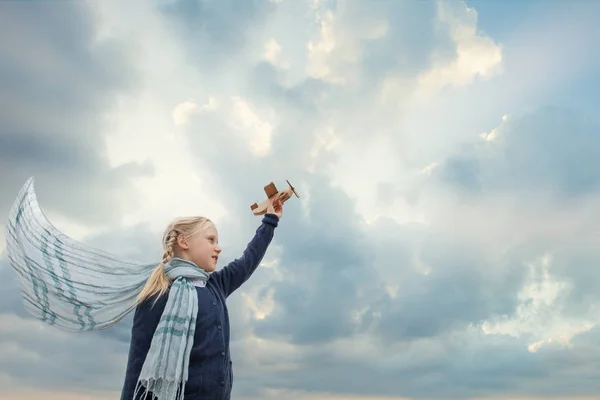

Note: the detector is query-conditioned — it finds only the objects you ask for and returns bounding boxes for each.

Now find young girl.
[4,177,283,400]
[121,198,283,400]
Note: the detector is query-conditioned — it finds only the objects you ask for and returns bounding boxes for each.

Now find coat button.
[220,381,225,386]
[221,351,225,356]
[213,301,217,306]
[217,325,222,330]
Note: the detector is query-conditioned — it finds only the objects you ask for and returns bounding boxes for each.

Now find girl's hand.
[267,198,283,218]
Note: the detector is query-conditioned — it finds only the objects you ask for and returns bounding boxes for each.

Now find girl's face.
[178,225,221,272]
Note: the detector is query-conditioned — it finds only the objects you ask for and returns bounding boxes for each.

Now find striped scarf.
[4,177,209,399]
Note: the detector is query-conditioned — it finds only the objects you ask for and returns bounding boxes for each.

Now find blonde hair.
[136,216,214,305]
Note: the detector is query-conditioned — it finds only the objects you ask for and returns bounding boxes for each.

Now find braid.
[136,229,177,305]
[162,230,178,265]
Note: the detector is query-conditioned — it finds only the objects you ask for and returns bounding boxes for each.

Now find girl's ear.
[177,234,189,250]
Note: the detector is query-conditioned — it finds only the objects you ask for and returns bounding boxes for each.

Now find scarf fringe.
[133,379,186,400]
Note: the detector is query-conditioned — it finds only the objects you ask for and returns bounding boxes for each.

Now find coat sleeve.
[211,213,279,298]
[120,294,169,400]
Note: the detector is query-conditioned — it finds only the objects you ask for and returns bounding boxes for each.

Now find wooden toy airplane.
[251,180,300,215]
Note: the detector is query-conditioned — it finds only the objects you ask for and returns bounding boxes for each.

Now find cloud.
[0,312,128,393]
[156,3,598,398]
[225,325,600,399]
[402,107,600,349]
[417,0,503,93]
[436,109,600,197]
[156,0,278,82]
[2,0,600,399]
[119,0,600,398]
[0,1,153,229]
[264,38,290,70]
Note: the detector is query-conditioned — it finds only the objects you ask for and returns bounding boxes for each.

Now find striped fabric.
[135,270,199,400]
[5,177,210,400]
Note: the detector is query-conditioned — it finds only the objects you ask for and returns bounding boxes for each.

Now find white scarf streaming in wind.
[5,177,209,399]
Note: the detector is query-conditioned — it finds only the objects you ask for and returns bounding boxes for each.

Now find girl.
[121,198,283,400]
[4,177,283,400]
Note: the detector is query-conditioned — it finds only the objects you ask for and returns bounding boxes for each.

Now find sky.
[1,0,600,399]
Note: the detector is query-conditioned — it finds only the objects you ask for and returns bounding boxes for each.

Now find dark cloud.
[427,106,600,324]
[251,174,380,345]
[365,219,526,343]
[156,0,277,78]
[0,1,153,225]
[436,108,600,198]
[336,0,445,86]
[0,311,128,393]
[245,329,600,399]
[0,258,28,319]
[159,0,272,47]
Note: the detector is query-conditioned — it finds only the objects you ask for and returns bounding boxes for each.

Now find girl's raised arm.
[211,213,279,297]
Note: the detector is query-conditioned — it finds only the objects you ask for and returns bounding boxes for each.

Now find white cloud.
[479,113,509,141]
[306,8,341,83]
[230,96,276,158]
[306,1,388,85]
[96,1,228,232]
[482,253,595,352]
[177,95,278,158]
[327,135,420,225]
[307,125,341,173]
[297,180,313,220]
[417,0,503,94]
[420,162,441,176]
[172,100,199,126]
[264,38,289,69]
[105,94,229,231]
[300,1,503,228]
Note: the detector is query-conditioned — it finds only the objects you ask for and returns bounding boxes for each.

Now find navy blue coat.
[120,214,279,400]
